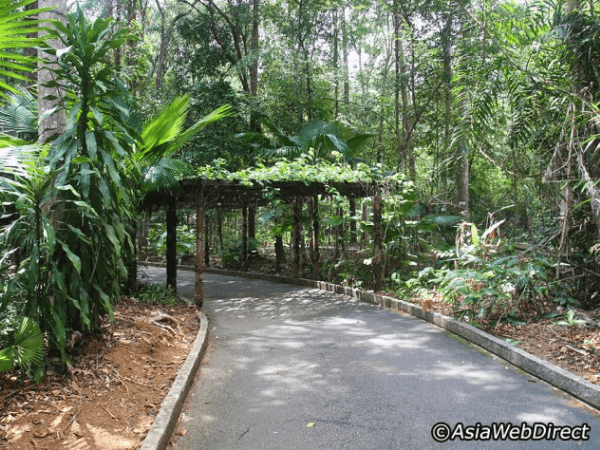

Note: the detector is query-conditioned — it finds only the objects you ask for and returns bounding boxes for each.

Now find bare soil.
[0,296,199,450]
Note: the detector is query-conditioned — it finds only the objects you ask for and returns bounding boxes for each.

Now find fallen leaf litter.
[0,296,199,450]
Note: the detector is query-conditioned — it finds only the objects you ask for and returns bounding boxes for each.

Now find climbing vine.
[196,151,410,188]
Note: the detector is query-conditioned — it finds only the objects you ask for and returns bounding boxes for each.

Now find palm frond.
[140,158,191,194]
[0,316,43,373]
[0,86,37,136]
[0,0,54,98]
[139,97,232,165]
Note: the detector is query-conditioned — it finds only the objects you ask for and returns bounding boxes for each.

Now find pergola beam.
[142,177,395,307]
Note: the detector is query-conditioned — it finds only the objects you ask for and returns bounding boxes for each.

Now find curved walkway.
[140,266,600,449]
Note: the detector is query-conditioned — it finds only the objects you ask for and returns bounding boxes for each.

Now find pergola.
[141,177,387,307]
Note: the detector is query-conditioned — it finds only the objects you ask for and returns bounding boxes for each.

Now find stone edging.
[139,307,209,450]
[139,261,600,415]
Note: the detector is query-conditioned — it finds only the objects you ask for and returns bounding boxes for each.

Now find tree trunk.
[38,0,67,144]
[362,201,368,243]
[393,0,403,170]
[306,60,313,121]
[217,208,224,251]
[137,211,150,258]
[248,206,256,240]
[204,212,210,267]
[439,13,453,206]
[249,0,261,133]
[333,9,339,118]
[454,139,470,219]
[275,225,285,272]
[342,6,350,108]
[153,0,189,92]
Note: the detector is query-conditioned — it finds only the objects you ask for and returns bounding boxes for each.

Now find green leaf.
[0,348,15,372]
[471,223,479,246]
[98,178,112,208]
[55,184,81,198]
[72,155,92,164]
[84,131,97,160]
[12,317,44,371]
[42,216,55,255]
[104,223,121,255]
[58,239,81,274]
[306,422,316,428]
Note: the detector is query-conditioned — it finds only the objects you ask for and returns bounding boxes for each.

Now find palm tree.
[241,119,372,165]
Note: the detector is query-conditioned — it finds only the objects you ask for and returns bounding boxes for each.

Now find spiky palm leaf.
[0,86,37,137]
[136,96,232,193]
[244,119,374,164]
[0,317,44,373]
[0,0,53,98]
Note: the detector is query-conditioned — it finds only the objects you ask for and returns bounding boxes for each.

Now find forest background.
[1,0,600,377]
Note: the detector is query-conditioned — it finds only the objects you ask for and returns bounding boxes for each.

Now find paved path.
[140,267,600,449]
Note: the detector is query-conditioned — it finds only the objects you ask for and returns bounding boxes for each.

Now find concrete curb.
[138,261,600,414]
[139,305,209,450]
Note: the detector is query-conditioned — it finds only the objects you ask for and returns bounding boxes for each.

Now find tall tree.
[37,0,67,143]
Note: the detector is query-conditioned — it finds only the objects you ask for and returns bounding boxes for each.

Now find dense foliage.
[2,0,600,379]
[0,4,228,378]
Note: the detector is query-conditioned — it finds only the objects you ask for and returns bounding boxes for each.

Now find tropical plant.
[134,283,179,306]
[134,95,232,195]
[239,119,373,165]
[0,87,37,140]
[552,309,586,327]
[2,8,142,366]
[0,0,53,97]
[0,316,44,382]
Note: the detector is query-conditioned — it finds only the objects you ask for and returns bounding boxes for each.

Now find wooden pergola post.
[310,195,320,279]
[292,198,301,275]
[373,189,383,293]
[349,196,357,244]
[166,194,177,292]
[195,187,205,307]
[204,212,210,267]
[242,204,248,263]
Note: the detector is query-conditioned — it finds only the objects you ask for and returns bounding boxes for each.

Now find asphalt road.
[139,266,600,449]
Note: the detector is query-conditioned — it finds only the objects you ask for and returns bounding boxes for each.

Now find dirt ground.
[0,296,199,450]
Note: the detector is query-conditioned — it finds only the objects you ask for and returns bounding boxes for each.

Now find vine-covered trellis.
[141,158,411,306]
